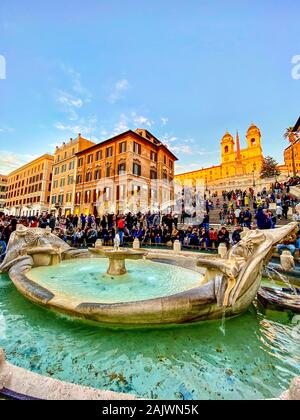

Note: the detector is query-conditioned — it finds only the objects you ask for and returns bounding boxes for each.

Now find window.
[150,170,157,180]
[87,154,93,164]
[61,164,67,173]
[150,151,157,162]
[54,167,59,175]
[251,138,256,146]
[133,142,141,155]
[58,194,64,204]
[51,196,56,205]
[224,146,229,153]
[119,141,127,154]
[106,147,113,158]
[66,193,72,203]
[53,180,58,189]
[69,160,75,170]
[96,150,102,161]
[84,191,91,203]
[169,160,173,170]
[76,174,82,184]
[106,166,111,178]
[94,169,101,180]
[67,175,73,185]
[75,192,81,205]
[104,187,110,201]
[78,158,83,167]
[133,163,141,176]
[60,178,65,187]
[118,163,126,175]
[86,172,92,182]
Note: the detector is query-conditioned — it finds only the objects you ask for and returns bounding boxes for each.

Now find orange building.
[74,129,178,215]
[5,154,53,217]
[0,174,7,211]
[49,134,95,216]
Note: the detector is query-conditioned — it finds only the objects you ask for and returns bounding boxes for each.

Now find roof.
[76,129,178,161]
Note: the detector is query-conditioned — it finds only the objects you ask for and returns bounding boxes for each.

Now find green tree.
[284,126,300,142]
[260,156,281,179]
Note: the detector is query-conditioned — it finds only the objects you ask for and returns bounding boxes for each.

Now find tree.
[260,156,281,179]
[284,126,300,142]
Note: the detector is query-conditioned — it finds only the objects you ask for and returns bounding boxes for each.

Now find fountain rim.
[7,251,228,327]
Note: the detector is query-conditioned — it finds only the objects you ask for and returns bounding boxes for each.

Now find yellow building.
[175,123,264,189]
[5,154,54,217]
[49,134,95,216]
[0,174,7,211]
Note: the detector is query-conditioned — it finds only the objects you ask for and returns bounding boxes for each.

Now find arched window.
[224,145,229,153]
[251,138,256,146]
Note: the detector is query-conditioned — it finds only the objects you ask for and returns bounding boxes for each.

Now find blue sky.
[0,0,299,175]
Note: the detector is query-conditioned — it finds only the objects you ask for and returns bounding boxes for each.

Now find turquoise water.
[27,259,203,303]
[1,273,300,400]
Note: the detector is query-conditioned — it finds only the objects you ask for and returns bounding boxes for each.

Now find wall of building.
[49,134,95,216]
[0,175,7,210]
[5,155,53,217]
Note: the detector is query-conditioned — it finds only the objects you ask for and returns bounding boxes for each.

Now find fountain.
[1,223,300,400]
[0,222,298,327]
[88,234,147,276]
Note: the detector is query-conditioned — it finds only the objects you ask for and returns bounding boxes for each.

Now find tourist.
[232,226,243,245]
[0,235,6,262]
[217,226,230,248]
[117,216,125,245]
[277,232,298,256]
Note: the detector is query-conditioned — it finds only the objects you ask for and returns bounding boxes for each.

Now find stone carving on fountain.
[197,223,299,311]
[0,225,82,274]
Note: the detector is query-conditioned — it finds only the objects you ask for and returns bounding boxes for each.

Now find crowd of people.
[1,182,300,261]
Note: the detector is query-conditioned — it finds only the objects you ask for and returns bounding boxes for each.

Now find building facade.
[74,129,178,215]
[175,123,264,190]
[49,134,95,216]
[5,154,54,217]
[0,174,7,211]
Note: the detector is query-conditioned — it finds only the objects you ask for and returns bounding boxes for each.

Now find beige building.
[0,174,7,211]
[49,134,95,216]
[74,129,178,215]
[175,124,264,189]
[5,154,53,217]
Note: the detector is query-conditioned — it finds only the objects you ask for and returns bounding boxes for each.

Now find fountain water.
[265,266,298,296]
[89,234,147,276]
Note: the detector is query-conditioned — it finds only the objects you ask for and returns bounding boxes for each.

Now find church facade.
[175,123,264,188]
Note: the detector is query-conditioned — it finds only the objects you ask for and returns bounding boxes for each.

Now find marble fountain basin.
[0,223,298,327]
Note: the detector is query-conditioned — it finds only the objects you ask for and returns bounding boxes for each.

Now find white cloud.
[61,64,92,102]
[131,112,153,128]
[0,126,14,133]
[170,145,193,154]
[161,117,168,126]
[54,116,98,140]
[58,91,83,108]
[111,114,129,136]
[108,79,129,104]
[0,150,38,175]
